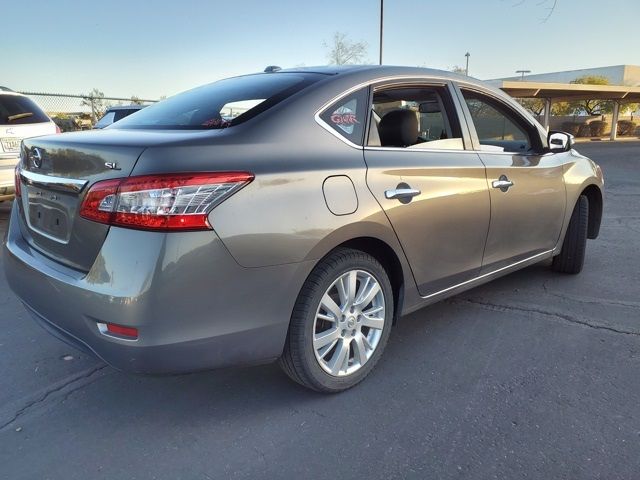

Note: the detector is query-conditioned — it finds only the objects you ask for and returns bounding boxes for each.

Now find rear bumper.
[0,159,17,200]
[4,204,312,374]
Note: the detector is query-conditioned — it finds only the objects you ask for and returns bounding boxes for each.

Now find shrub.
[577,124,592,137]
[51,116,78,132]
[589,120,607,137]
[617,120,637,136]
[561,122,581,136]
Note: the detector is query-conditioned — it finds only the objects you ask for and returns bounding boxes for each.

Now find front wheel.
[552,195,589,274]
[279,248,394,392]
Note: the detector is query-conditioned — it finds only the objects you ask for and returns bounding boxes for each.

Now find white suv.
[1,87,58,200]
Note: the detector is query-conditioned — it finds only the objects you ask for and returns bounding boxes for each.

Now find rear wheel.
[279,248,393,392]
[552,195,589,274]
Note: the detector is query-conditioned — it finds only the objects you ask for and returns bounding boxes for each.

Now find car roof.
[273,65,500,96]
[0,88,26,97]
[278,65,475,82]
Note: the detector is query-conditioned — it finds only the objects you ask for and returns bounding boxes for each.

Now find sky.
[3,0,639,99]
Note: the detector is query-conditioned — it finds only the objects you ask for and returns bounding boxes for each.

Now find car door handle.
[385,188,421,200]
[491,175,514,191]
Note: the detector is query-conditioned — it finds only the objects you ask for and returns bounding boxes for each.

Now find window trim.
[453,83,545,155]
[314,76,474,151]
[315,84,371,149]
[364,80,470,152]
[317,86,370,147]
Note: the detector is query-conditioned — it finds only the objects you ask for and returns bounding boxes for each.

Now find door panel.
[365,149,490,295]
[457,86,567,273]
[479,153,566,272]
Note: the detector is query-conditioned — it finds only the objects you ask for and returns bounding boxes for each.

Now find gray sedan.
[4,66,603,392]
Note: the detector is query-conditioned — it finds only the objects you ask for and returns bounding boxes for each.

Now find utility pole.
[379,0,384,65]
[516,69,531,80]
[464,52,470,76]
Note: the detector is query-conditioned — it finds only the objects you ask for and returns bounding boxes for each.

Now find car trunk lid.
[18,131,148,271]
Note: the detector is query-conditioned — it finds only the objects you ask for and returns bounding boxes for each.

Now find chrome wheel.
[313,269,386,376]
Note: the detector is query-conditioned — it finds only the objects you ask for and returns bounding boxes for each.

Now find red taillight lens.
[14,164,22,197]
[103,323,138,339]
[79,172,253,231]
[79,179,120,224]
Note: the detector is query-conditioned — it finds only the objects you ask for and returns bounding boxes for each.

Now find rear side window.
[0,95,49,125]
[368,85,464,150]
[112,73,322,130]
[95,111,116,128]
[319,88,369,145]
[113,109,140,122]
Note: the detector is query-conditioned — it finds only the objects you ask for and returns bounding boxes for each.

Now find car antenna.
[264,65,282,73]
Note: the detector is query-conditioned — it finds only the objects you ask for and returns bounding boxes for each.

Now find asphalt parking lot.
[1,141,639,479]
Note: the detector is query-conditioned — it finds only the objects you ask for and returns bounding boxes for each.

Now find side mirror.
[548,131,575,152]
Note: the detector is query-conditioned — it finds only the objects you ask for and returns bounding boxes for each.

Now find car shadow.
[61,261,557,427]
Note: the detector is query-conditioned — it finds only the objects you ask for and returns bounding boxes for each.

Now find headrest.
[378,109,418,147]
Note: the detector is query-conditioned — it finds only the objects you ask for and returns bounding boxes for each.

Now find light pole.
[464,52,470,76]
[379,0,384,65]
[516,69,531,80]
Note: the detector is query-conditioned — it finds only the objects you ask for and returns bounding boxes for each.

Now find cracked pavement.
[1,142,639,479]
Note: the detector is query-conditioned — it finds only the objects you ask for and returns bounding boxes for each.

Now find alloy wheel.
[312,269,386,376]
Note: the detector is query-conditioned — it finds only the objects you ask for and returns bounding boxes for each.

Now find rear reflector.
[98,322,139,339]
[80,172,253,231]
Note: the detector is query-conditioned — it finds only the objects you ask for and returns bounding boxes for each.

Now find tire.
[279,248,394,393]
[552,195,589,274]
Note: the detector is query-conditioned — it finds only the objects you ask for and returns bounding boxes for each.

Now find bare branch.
[540,0,558,23]
[325,32,368,65]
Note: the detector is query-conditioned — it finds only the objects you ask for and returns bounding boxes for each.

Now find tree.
[81,88,107,122]
[517,98,546,116]
[512,0,559,23]
[324,32,368,65]
[130,96,143,105]
[569,75,613,115]
[449,65,467,75]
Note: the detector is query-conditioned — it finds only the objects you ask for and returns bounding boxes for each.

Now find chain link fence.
[19,92,158,132]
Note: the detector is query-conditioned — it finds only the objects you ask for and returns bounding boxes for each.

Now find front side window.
[111,73,322,130]
[319,88,369,145]
[367,86,464,150]
[461,90,534,153]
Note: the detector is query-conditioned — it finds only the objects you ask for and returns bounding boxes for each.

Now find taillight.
[79,172,253,231]
[55,124,62,134]
[14,163,21,197]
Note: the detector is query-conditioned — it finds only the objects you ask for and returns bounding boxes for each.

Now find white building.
[495,65,640,87]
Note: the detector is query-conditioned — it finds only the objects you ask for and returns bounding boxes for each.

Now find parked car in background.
[94,105,146,129]
[5,66,604,392]
[0,87,58,200]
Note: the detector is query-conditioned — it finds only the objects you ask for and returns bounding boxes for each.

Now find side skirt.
[401,249,555,316]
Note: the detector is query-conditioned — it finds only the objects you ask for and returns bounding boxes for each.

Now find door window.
[461,90,534,153]
[367,86,464,150]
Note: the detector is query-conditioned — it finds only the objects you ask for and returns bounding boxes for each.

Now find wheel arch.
[334,237,405,324]
[580,183,603,239]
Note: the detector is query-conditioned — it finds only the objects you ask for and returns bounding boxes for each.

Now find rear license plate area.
[27,190,71,242]
[1,137,21,153]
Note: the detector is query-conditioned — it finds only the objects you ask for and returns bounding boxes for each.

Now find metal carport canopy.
[495,81,640,140]
[497,81,640,102]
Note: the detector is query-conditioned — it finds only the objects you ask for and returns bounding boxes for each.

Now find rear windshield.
[0,95,50,125]
[111,73,322,130]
